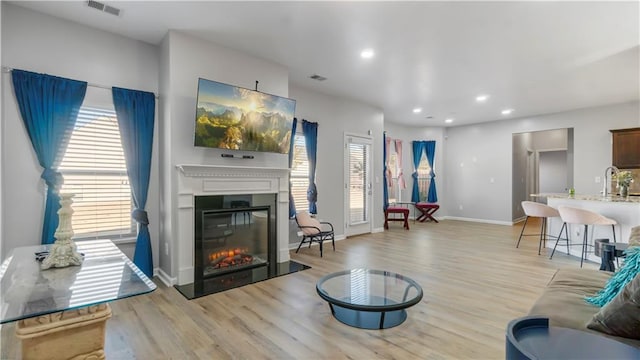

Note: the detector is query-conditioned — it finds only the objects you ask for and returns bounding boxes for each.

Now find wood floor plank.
[0,219,598,359]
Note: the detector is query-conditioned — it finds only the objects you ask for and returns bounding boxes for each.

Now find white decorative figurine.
[41,193,83,269]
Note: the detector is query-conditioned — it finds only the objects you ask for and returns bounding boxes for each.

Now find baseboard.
[372,227,385,233]
[155,268,176,287]
[443,216,514,226]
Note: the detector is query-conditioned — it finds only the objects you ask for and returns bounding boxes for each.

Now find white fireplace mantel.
[175,163,291,286]
[176,164,290,178]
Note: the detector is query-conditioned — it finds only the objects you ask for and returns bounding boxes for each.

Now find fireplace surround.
[174,165,309,299]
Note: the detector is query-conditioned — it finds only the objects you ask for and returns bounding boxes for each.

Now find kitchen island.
[531,193,640,263]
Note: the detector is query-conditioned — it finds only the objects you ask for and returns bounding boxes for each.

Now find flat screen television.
[194,78,296,154]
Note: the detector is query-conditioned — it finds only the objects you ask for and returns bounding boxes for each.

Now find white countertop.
[531,193,640,204]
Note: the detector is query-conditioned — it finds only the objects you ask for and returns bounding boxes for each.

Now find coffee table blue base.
[330,296,407,329]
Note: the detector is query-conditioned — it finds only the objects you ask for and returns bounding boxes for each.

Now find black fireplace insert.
[175,194,309,299]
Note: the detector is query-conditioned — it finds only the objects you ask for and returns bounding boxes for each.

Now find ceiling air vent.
[310,74,327,81]
[86,0,121,16]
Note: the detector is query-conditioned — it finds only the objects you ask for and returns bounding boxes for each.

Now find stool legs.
[550,222,570,260]
[384,209,410,230]
[580,224,589,268]
[538,218,547,256]
[516,216,530,248]
[612,224,619,268]
[550,223,597,267]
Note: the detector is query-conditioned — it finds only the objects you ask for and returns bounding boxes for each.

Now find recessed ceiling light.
[445,118,454,123]
[360,49,375,59]
[475,94,489,102]
[413,108,422,113]
[501,109,514,115]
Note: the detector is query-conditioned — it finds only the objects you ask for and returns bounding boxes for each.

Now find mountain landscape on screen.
[194,78,296,154]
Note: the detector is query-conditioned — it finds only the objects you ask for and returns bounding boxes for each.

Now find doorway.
[512,128,574,221]
[344,133,373,237]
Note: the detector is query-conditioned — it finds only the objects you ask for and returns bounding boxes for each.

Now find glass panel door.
[345,134,372,236]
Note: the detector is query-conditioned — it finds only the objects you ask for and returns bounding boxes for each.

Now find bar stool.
[516,201,560,255]
[550,206,617,268]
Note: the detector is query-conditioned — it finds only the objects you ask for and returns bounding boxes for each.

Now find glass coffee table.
[316,269,423,329]
[0,239,156,359]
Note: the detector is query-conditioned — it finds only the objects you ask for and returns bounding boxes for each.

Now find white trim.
[155,267,176,286]
[344,132,374,236]
[442,216,514,226]
[513,216,526,224]
[174,164,291,285]
[372,227,385,233]
[176,164,289,177]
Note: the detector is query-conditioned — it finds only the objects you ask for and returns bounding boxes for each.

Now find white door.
[344,134,373,237]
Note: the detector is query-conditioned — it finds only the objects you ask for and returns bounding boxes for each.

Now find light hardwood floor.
[1,219,598,359]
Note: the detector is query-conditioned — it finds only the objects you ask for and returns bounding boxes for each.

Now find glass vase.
[619,185,629,198]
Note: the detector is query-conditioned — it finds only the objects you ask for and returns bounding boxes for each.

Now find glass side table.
[316,269,423,329]
[0,239,156,360]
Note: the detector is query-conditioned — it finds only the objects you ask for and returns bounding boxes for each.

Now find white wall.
[539,150,568,193]
[445,101,640,223]
[1,4,160,261]
[289,85,385,236]
[160,31,291,280]
[0,2,3,261]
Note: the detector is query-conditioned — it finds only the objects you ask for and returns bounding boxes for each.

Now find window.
[58,106,135,240]
[290,133,310,214]
[417,152,432,202]
[387,151,398,203]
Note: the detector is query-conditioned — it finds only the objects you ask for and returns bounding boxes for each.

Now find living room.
[1,1,639,359]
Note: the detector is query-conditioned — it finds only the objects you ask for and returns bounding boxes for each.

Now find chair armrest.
[320,221,334,232]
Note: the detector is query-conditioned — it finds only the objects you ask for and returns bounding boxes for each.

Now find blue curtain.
[411,141,425,203]
[425,140,438,203]
[288,118,298,218]
[302,120,318,214]
[11,70,87,244]
[383,132,389,211]
[113,87,155,278]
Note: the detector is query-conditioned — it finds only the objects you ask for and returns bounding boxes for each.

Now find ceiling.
[9,1,640,127]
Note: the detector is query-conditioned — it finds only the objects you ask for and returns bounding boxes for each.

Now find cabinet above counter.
[611,127,640,169]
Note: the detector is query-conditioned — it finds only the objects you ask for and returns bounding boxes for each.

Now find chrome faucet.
[602,166,619,197]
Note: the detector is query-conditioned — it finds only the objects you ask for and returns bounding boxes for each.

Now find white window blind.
[348,143,369,223]
[290,134,310,214]
[58,107,135,240]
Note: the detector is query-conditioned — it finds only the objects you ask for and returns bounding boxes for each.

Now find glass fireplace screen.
[200,206,270,278]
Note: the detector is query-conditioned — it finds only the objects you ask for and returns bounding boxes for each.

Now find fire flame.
[208,247,249,262]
